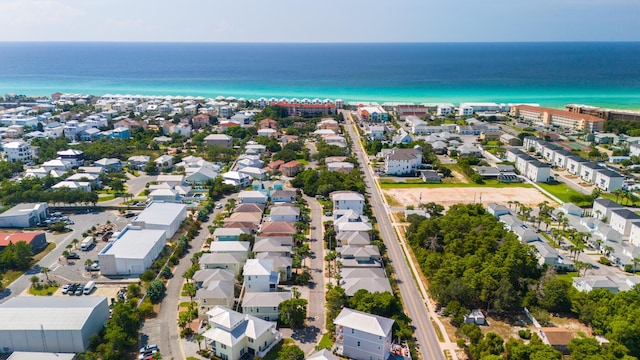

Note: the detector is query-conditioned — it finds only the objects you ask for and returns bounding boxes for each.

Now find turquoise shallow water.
[0,42,639,109]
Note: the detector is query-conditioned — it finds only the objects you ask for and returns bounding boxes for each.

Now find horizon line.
[0,40,639,44]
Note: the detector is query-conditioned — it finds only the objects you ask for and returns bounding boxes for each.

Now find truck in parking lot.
[80,236,95,251]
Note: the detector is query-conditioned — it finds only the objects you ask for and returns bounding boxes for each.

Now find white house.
[628,222,640,247]
[238,190,269,204]
[572,276,619,293]
[202,306,281,360]
[131,202,187,238]
[334,308,394,360]
[222,171,251,188]
[524,160,551,183]
[241,291,291,321]
[269,204,300,223]
[331,191,365,215]
[194,271,235,319]
[383,148,422,175]
[592,198,623,221]
[609,209,640,237]
[566,155,588,175]
[580,162,600,184]
[594,169,624,192]
[154,154,174,171]
[244,259,280,292]
[2,141,33,163]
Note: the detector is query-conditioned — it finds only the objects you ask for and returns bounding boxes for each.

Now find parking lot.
[42,209,138,284]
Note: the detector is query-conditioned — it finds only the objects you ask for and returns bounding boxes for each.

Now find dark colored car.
[66,252,80,260]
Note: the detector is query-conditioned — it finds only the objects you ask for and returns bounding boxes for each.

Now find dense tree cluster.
[312,141,348,163]
[0,241,33,271]
[348,290,413,340]
[291,168,366,197]
[0,176,98,206]
[406,204,541,314]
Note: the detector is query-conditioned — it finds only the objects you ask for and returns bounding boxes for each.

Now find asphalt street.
[341,110,446,360]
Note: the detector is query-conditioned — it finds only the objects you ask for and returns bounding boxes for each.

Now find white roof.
[238,190,268,199]
[0,296,107,331]
[203,306,276,346]
[133,202,186,226]
[209,240,251,252]
[100,227,166,259]
[331,191,365,202]
[334,307,394,337]
[7,352,76,360]
[307,349,340,360]
[205,134,232,140]
[242,291,291,308]
[243,259,273,276]
[157,174,184,183]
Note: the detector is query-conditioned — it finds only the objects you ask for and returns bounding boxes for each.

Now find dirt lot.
[385,187,558,209]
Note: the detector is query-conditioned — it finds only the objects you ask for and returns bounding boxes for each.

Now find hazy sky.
[1,0,638,42]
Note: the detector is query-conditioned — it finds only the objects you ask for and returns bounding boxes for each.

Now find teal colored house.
[213,228,246,241]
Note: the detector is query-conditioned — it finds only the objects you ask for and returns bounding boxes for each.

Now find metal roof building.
[131,201,187,238]
[0,296,109,354]
[98,226,167,275]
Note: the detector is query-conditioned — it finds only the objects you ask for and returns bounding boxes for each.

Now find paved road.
[140,197,229,360]
[287,195,326,354]
[341,110,445,360]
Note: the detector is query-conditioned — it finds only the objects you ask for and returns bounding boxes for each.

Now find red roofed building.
[220,121,240,129]
[260,222,297,236]
[274,102,335,117]
[266,160,285,173]
[192,114,210,129]
[259,118,278,129]
[281,160,302,177]
[0,232,47,252]
[510,105,604,133]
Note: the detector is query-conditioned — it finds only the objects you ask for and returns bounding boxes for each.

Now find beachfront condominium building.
[510,105,604,132]
[566,104,640,122]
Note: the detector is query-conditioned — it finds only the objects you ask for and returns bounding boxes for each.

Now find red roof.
[282,160,301,168]
[268,160,285,170]
[515,105,604,123]
[0,232,42,247]
[260,221,296,234]
[275,102,335,109]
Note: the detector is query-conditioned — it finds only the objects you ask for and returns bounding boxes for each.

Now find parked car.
[139,344,159,354]
[61,284,72,294]
[215,203,223,209]
[66,252,80,260]
[85,262,100,272]
[124,212,136,218]
[74,285,84,296]
[139,349,158,359]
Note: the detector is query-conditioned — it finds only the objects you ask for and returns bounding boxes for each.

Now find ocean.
[0,42,639,109]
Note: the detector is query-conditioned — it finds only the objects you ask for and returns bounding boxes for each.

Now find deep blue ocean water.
[0,42,639,108]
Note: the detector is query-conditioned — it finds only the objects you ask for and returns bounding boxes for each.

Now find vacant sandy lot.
[385,187,558,209]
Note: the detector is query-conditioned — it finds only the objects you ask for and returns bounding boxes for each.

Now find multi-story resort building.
[510,105,604,132]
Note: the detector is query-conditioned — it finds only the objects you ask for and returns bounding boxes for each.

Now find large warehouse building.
[0,203,49,228]
[0,296,109,354]
[131,202,186,238]
[98,226,167,275]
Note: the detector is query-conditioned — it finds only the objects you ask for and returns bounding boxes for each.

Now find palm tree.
[30,275,40,289]
[604,245,614,256]
[85,259,93,274]
[195,334,204,350]
[633,257,640,274]
[61,250,70,263]
[40,267,50,282]
[614,189,625,204]
[71,238,79,249]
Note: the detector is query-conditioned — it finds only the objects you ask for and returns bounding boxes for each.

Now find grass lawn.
[538,182,586,202]
[179,301,195,308]
[33,242,56,262]
[557,271,579,284]
[380,181,533,189]
[0,270,22,288]
[317,332,334,350]
[98,194,116,202]
[28,284,59,296]
[263,338,294,360]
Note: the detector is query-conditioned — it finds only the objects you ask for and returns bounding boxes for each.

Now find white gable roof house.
[334,307,394,360]
[244,259,280,292]
[202,306,282,360]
